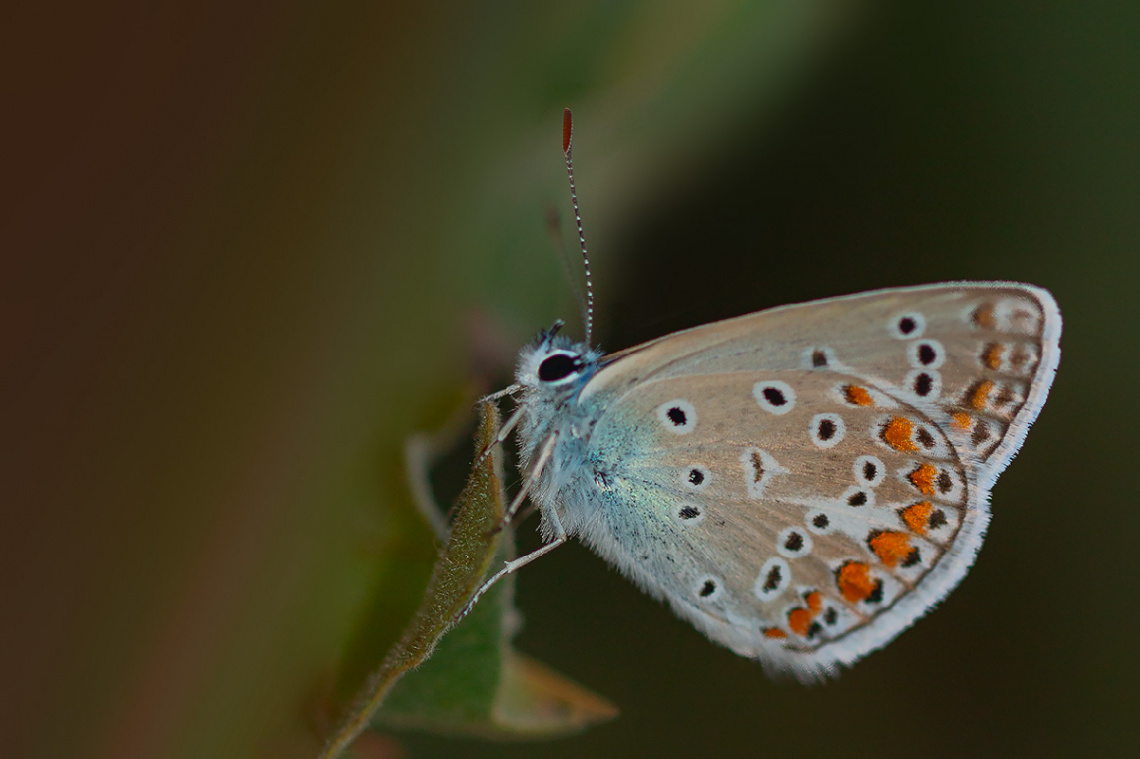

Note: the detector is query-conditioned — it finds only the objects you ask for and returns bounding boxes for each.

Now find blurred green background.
[4,1,1138,757]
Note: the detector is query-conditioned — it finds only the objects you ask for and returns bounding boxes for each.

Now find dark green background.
[5,2,1136,757]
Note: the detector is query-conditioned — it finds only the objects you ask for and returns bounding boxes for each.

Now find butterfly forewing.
[587,284,1058,488]
[565,283,1059,679]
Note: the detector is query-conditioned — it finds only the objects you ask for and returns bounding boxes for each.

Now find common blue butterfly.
[469,111,1061,681]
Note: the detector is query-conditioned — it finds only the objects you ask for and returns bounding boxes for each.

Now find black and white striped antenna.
[562,108,594,345]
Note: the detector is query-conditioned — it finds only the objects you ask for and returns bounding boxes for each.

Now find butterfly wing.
[570,283,1060,679]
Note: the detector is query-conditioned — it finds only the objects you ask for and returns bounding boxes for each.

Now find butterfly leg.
[457,433,563,622]
[493,431,556,532]
[456,507,568,623]
[473,403,524,469]
[477,383,522,404]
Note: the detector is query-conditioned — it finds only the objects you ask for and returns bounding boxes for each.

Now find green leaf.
[319,402,615,757]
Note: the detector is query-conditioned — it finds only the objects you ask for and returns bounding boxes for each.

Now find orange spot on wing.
[900,501,934,534]
[869,531,913,567]
[973,304,996,329]
[805,591,823,614]
[982,343,1004,370]
[763,627,787,639]
[908,463,938,495]
[837,562,876,603]
[969,379,994,410]
[951,411,972,431]
[844,385,874,406]
[788,608,813,637]
[882,416,918,452]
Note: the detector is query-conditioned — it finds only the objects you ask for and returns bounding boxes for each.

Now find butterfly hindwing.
[580,369,965,679]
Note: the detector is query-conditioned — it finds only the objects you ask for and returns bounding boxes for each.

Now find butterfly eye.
[537,353,581,382]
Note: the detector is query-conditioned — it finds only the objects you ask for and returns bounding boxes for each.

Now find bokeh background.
[5,2,1138,757]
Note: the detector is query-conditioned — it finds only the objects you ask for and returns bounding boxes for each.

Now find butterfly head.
[515,320,601,401]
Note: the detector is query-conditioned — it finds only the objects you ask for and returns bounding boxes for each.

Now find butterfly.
[470,111,1061,682]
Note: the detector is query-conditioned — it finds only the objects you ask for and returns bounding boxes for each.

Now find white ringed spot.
[753,557,791,602]
[809,413,846,448]
[801,346,838,370]
[890,311,926,340]
[908,339,945,369]
[672,502,706,527]
[656,399,696,434]
[753,381,796,414]
[841,485,876,509]
[695,575,723,602]
[906,368,942,400]
[777,527,813,558]
[740,447,788,499]
[805,509,835,535]
[681,465,712,491]
[853,455,886,487]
